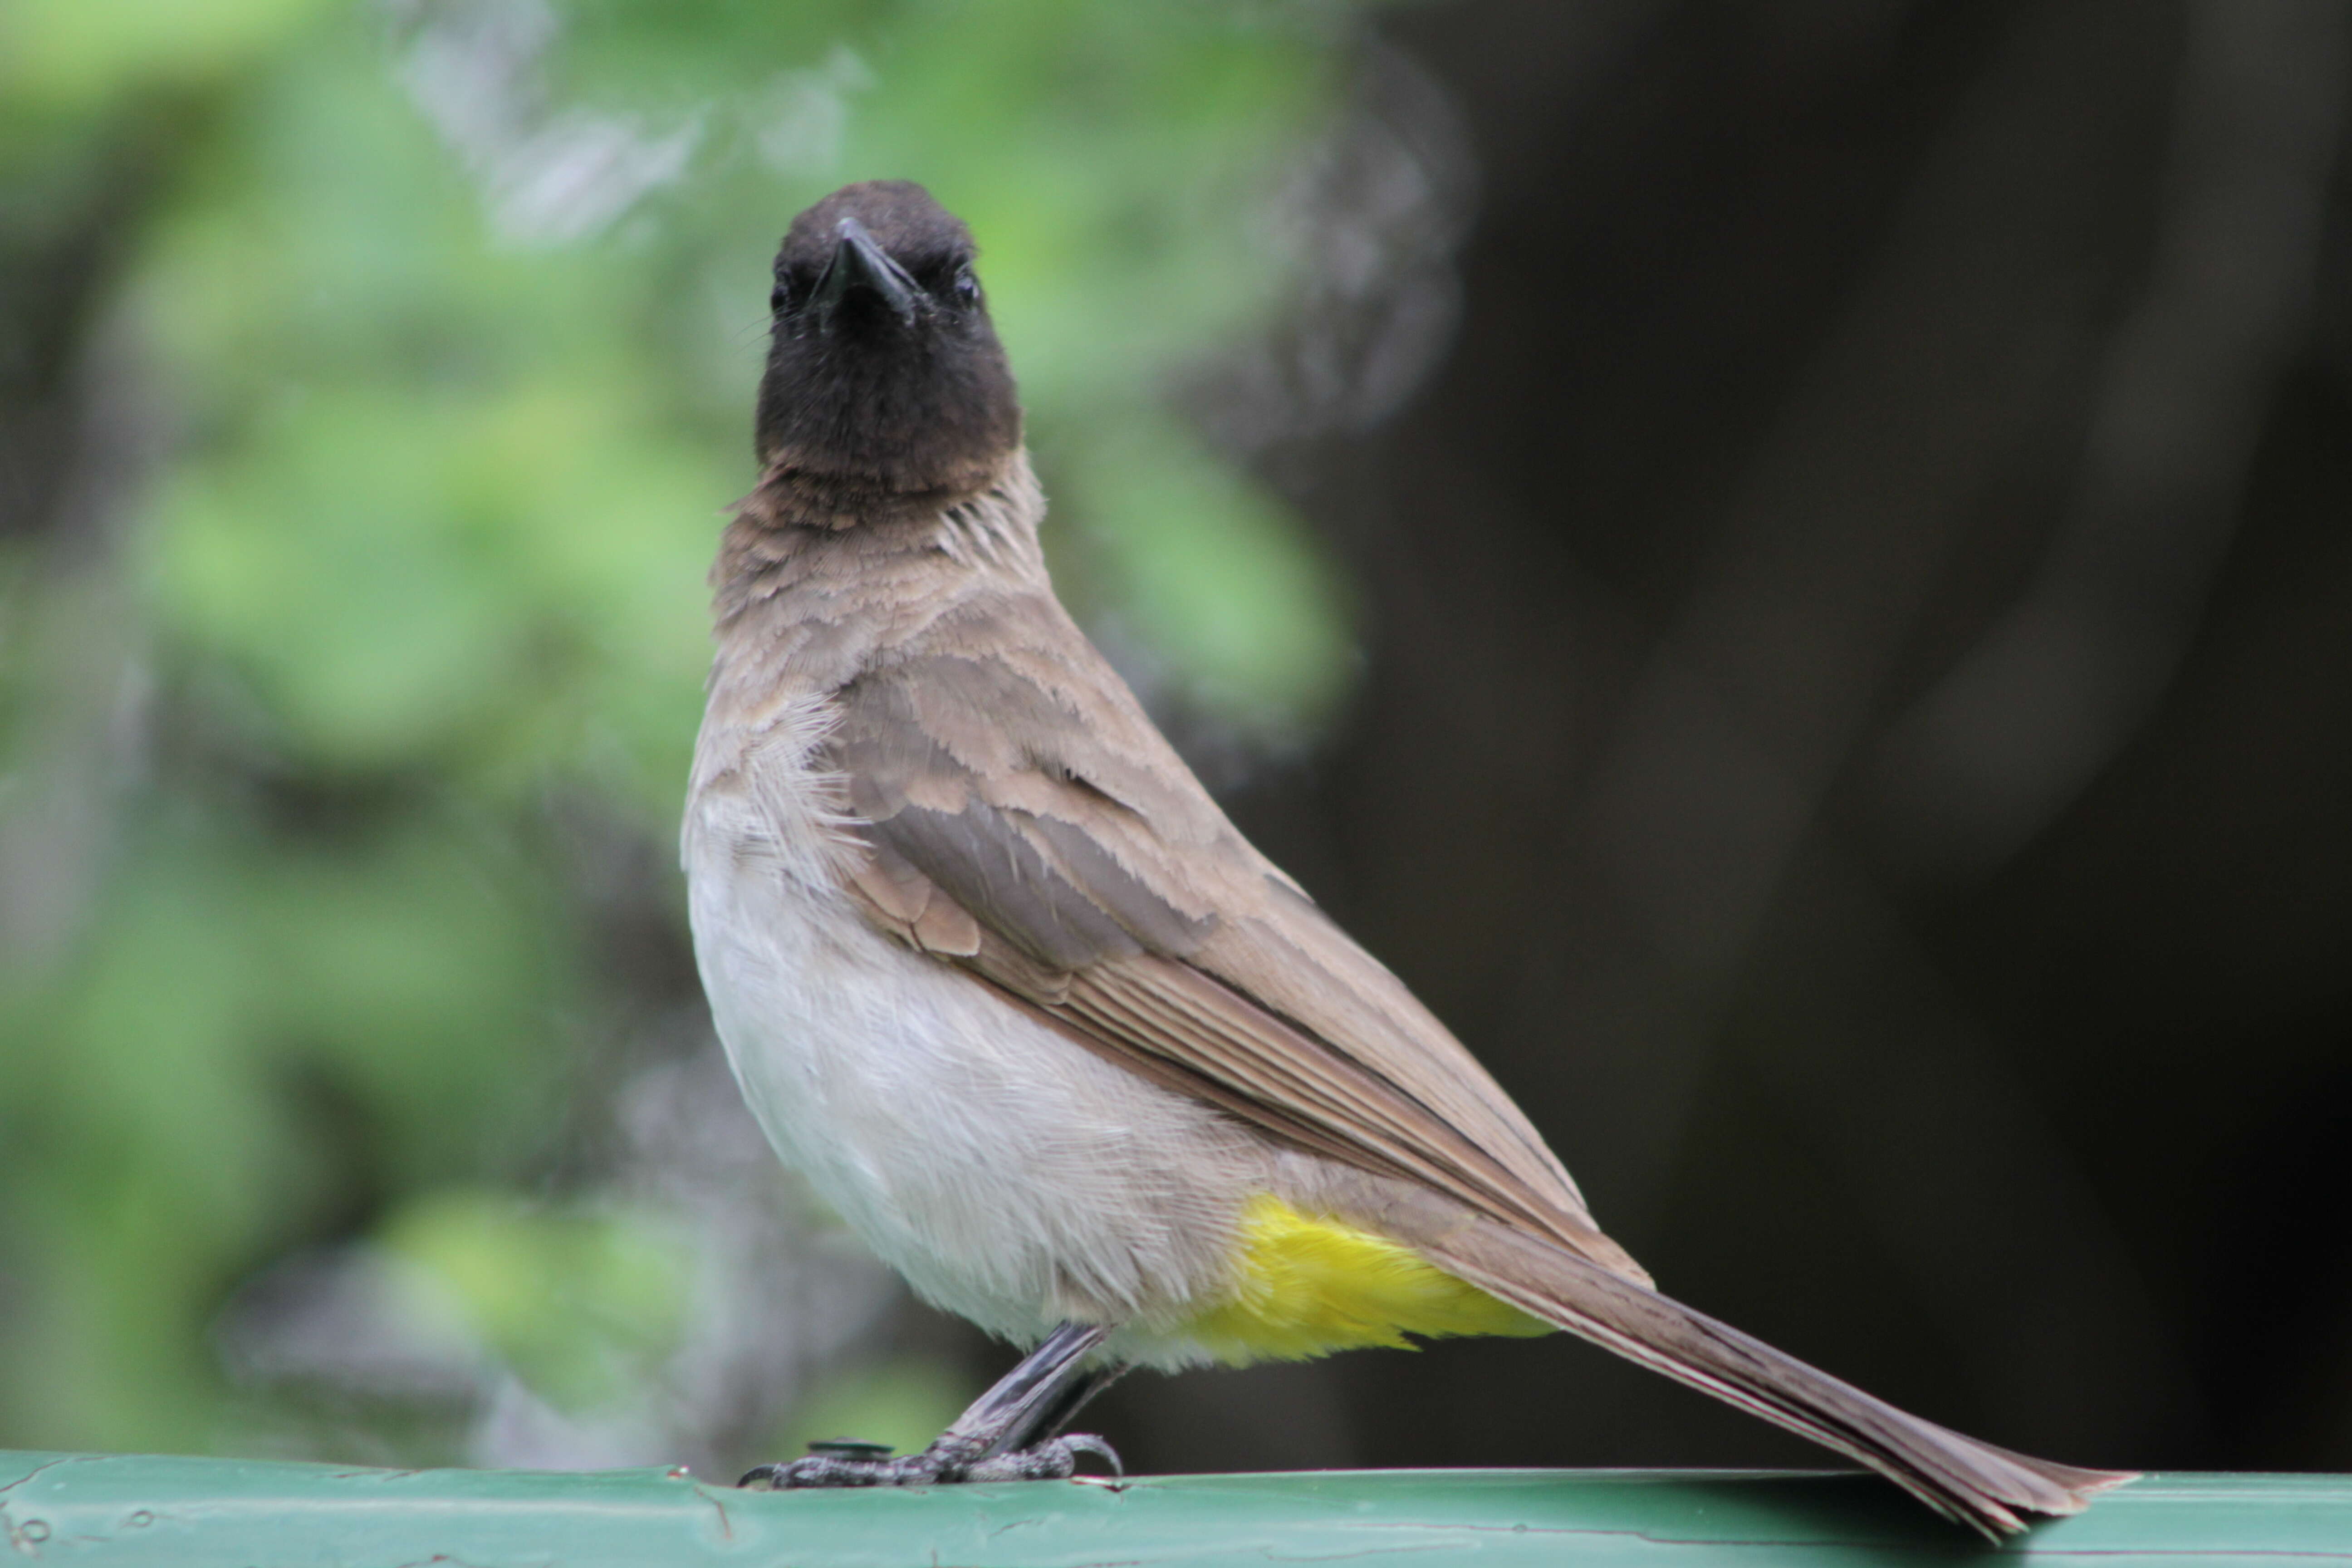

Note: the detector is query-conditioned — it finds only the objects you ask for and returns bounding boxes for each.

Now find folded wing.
[819,593,1642,1280]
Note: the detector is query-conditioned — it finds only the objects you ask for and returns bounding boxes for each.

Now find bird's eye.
[953,267,980,304]
[771,265,821,316]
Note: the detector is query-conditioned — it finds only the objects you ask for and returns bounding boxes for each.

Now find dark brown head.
[750,181,1021,523]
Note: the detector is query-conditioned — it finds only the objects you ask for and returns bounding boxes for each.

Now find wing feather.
[822,610,1648,1284]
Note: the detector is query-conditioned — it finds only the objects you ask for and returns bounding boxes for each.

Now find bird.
[681,178,2132,1538]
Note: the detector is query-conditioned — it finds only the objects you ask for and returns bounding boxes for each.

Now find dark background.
[1101,0,2352,1477]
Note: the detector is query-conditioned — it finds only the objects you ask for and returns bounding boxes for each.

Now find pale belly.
[681,698,1544,1370]
[681,748,1267,1366]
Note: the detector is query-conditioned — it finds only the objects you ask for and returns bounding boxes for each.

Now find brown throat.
[732,446,1014,534]
[709,446,1029,631]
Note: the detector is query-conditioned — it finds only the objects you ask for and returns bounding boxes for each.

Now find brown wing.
[820,587,1648,1284]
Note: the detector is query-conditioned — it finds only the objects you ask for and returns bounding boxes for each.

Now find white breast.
[681,693,1259,1362]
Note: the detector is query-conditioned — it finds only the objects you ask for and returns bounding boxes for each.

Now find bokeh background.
[3,0,2347,1482]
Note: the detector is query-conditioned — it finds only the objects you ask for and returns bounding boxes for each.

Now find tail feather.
[1422,1222,2134,1539]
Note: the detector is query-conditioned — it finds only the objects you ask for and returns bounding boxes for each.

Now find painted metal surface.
[1,1452,2344,1566]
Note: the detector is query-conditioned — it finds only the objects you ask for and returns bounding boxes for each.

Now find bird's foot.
[739,1432,1121,1490]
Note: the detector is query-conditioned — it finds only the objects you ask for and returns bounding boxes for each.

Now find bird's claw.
[739,1432,1121,1490]
[966,1432,1122,1482]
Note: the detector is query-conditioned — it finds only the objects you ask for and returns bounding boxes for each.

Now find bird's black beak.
[808,216,919,330]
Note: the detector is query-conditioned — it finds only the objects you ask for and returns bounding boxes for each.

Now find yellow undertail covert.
[1182,1194,1554,1364]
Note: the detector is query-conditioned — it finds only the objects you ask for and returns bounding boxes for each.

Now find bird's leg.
[928,1321,1123,1475]
[1019,1355,1130,1446]
[741,1322,1127,1489]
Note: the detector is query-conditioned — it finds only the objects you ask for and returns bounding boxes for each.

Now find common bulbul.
[682,180,2131,1536]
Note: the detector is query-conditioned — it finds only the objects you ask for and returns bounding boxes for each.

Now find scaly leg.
[741,1322,1127,1489]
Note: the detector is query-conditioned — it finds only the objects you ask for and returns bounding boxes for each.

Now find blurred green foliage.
[380,1191,690,1413]
[0,0,1362,1460]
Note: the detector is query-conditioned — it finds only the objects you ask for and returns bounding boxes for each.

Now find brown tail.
[1421,1221,2135,1539]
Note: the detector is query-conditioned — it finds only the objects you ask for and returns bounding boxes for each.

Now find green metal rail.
[1,1452,2343,1566]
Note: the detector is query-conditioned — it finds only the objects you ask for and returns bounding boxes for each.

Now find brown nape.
[748,180,1023,530]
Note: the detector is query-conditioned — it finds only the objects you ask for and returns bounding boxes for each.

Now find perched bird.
[682,179,2131,1536]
